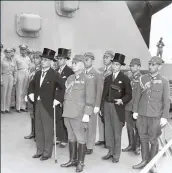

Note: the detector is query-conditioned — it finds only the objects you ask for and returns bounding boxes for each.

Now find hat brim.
[111,60,125,66]
[55,56,70,60]
[41,55,57,62]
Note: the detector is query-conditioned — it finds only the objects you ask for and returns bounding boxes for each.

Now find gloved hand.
[24,96,28,102]
[114,99,123,105]
[160,118,167,127]
[82,114,90,123]
[28,93,34,102]
[133,112,139,120]
[53,99,60,108]
[94,107,100,114]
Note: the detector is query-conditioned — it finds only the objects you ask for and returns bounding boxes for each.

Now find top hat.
[130,58,141,66]
[111,53,126,66]
[56,48,70,60]
[84,52,95,60]
[41,48,56,61]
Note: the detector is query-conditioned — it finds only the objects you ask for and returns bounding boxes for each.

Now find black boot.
[133,142,149,169]
[61,141,77,167]
[24,118,35,139]
[76,143,86,172]
[122,129,134,152]
[102,149,113,160]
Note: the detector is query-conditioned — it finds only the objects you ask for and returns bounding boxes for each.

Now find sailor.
[28,48,65,161]
[132,56,170,173]
[54,48,74,148]
[15,45,31,112]
[96,50,114,147]
[24,51,42,140]
[101,53,132,163]
[61,55,95,172]
[122,58,142,155]
[84,52,104,155]
[1,48,17,113]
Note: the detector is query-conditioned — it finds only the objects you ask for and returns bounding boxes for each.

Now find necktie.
[42,71,46,78]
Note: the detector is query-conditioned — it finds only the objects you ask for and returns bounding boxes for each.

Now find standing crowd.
[1,43,171,173]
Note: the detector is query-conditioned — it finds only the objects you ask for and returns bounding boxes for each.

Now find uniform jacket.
[86,67,104,108]
[133,73,170,119]
[28,68,65,118]
[98,65,112,78]
[56,65,74,82]
[62,72,95,119]
[101,71,132,123]
[125,71,142,112]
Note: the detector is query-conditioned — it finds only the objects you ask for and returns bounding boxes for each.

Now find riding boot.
[133,142,149,169]
[61,141,77,167]
[122,129,134,152]
[24,118,35,139]
[76,143,86,172]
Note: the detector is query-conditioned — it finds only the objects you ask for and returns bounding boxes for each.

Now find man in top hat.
[122,58,142,155]
[1,48,17,113]
[132,56,170,173]
[28,48,65,161]
[24,51,42,140]
[15,44,31,112]
[84,52,104,155]
[61,55,95,172]
[96,50,114,147]
[101,53,132,163]
[55,48,74,148]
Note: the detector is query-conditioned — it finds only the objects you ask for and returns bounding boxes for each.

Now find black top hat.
[56,48,70,60]
[41,48,56,61]
[111,53,126,66]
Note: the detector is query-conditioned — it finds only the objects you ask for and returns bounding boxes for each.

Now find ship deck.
[1,111,172,173]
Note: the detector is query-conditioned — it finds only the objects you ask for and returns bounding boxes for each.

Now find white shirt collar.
[113,71,120,78]
[42,67,50,73]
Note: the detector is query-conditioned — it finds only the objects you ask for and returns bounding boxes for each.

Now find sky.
[149,4,172,64]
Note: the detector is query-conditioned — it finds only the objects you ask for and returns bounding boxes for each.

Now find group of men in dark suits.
[25,47,170,173]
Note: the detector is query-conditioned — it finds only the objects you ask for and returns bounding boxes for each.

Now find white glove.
[82,114,90,123]
[28,93,34,102]
[53,99,60,108]
[94,107,100,114]
[24,96,28,102]
[133,113,139,120]
[114,99,123,105]
[160,118,167,127]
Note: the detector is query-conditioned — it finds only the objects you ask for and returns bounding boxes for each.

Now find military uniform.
[1,49,17,113]
[122,58,142,154]
[15,45,31,111]
[84,52,104,154]
[61,55,95,172]
[133,57,170,170]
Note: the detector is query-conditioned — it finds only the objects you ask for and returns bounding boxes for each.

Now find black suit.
[101,71,132,160]
[56,65,74,143]
[28,68,65,157]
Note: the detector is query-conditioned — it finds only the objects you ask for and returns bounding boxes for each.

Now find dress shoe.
[24,133,35,139]
[112,157,119,163]
[16,110,21,113]
[20,109,28,112]
[11,106,15,109]
[95,141,105,146]
[86,149,93,155]
[122,145,133,152]
[32,154,42,158]
[40,156,50,161]
[5,110,12,114]
[133,160,148,169]
[1,111,6,114]
[134,147,140,155]
[102,152,113,160]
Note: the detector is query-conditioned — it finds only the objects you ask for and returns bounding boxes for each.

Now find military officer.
[55,48,74,148]
[96,50,114,147]
[61,55,95,172]
[84,52,104,155]
[28,48,65,161]
[15,45,31,112]
[101,53,132,163]
[24,51,42,140]
[132,56,170,173]
[122,58,142,155]
[1,48,17,113]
